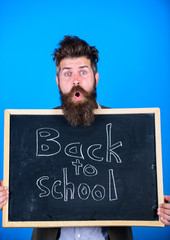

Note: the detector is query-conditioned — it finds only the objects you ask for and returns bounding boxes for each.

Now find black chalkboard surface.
[3,109,164,227]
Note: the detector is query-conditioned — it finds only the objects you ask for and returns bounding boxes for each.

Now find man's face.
[56,57,99,126]
[56,57,99,100]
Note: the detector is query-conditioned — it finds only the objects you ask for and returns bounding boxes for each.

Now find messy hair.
[53,36,99,76]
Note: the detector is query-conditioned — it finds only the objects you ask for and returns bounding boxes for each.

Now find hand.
[157,195,170,226]
[0,180,9,210]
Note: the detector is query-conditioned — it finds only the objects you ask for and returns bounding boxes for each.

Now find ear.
[56,75,59,87]
[95,72,99,86]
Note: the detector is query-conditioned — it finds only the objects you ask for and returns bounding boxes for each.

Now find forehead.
[59,57,91,70]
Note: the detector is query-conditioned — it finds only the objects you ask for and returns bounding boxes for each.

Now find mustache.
[60,85,97,102]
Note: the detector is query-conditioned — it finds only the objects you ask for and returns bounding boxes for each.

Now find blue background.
[0,0,170,239]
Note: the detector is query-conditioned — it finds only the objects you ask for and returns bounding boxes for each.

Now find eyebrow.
[79,66,89,69]
[61,66,89,72]
[61,67,71,72]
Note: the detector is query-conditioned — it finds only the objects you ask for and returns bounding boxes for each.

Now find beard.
[59,85,98,127]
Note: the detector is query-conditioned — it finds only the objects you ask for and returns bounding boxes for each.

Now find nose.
[73,80,80,86]
[72,73,81,86]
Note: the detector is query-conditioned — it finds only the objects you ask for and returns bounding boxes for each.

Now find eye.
[64,72,71,77]
[80,70,87,75]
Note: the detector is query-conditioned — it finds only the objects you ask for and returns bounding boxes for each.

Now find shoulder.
[99,105,111,109]
[53,106,62,109]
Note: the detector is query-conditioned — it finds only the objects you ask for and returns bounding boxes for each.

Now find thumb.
[164,195,170,203]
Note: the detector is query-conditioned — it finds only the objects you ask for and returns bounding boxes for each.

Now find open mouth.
[75,92,80,97]
[74,91,82,100]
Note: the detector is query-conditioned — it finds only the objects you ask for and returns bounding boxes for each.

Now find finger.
[0,186,8,195]
[164,196,170,203]
[0,194,8,202]
[0,199,7,210]
[160,203,170,210]
[0,182,8,190]
[0,187,5,192]
[0,186,7,190]
[160,217,170,226]
[158,211,170,221]
[158,208,170,217]
[0,190,9,198]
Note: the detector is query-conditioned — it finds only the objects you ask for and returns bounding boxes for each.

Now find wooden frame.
[3,108,164,227]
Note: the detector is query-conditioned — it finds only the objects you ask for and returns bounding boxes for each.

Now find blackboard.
[3,108,164,227]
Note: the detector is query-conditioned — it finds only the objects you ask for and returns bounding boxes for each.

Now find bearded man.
[32,35,133,240]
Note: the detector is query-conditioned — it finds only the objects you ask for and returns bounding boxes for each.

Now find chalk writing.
[87,144,104,161]
[72,159,83,175]
[65,142,84,159]
[36,168,117,202]
[36,123,122,202]
[106,123,122,163]
[36,128,61,157]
